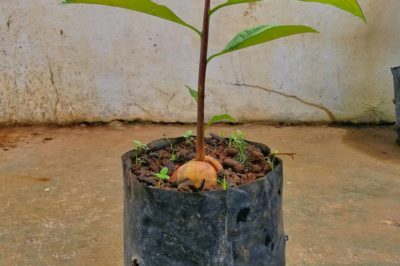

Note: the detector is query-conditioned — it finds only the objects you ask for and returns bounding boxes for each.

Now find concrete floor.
[0,124,399,266]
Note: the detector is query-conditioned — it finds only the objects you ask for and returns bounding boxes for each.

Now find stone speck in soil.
[131,134,274,192]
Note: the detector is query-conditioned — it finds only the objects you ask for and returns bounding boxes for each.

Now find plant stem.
[196,0,211,161]
[272,152,297,159]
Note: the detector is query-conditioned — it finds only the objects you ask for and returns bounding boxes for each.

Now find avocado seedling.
[63,1,367,263]
[63,0,365,190]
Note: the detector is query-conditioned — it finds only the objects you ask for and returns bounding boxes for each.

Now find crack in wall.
[232,83,336,122]
[49,67,55,86]
[134,103,149,114]
[336,65,346,112]
[155,88,169,96]
[6,16,12,30]
[166,92,177,112]
[168,92,176,102]
[48,63,60,122]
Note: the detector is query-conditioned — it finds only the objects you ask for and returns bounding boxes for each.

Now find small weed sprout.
[163,137,179,162]
[154,167,170,181]
[265,156,276,171]
[229,130,248,164]
[170,151,178,162]
[265,149,279,171]
[164,137,174,150]
[228,130,244,147]
[218,175,228,191]
[133,140,149,166]
[183,130,193,143]
[265,148,296,170]
[133,140,148,152]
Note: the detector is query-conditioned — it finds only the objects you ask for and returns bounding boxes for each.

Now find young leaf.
[218,176,228,190]
[185,85,198,102]
[62,0,201,35]
[208,24,318,62]
[207,114,236,127]
[154,167,170,180]
[133,140,148,151]
[133,140,143,147]
[160,167,169,175]
[183,130,193,139]
[209,0,262,16]
[299,0,366,22]
[183,130,193,143]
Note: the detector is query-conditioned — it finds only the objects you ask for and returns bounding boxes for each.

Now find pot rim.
[122,137,282,195]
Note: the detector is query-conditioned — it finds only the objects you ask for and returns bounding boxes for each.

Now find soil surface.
[131,135,274,191]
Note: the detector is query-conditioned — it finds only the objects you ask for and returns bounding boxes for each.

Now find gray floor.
[1,124,399,265]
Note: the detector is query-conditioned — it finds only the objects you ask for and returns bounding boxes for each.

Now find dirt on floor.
[0,124,399,265]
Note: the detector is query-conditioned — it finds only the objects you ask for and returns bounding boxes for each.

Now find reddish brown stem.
[271,153,297,160]
[196,0,211,161]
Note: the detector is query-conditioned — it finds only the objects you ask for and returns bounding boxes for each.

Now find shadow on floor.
[342,126,400,161]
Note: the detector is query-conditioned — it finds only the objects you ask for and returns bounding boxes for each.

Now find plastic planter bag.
[122,138,286,265]
[392,66,400,144]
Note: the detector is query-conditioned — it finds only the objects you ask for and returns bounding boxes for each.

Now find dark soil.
[130,134,276,192]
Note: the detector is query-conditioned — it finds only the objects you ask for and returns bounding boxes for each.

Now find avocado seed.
[171,156,223,190]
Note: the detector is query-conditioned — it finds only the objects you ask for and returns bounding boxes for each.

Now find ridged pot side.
[122,139,285,266]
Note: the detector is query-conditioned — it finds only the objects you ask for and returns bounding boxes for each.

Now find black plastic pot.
[392,66,400,144]
[122,138,285,266]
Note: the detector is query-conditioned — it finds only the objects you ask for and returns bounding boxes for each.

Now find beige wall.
[0,0,399,124]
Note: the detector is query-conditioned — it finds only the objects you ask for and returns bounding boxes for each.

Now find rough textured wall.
[0,0,399,124]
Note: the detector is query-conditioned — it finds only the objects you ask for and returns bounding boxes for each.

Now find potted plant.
[63,0,365,264]
[392,66,400,144]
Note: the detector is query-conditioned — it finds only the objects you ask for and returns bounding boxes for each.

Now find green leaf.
[154,167,170,180]
[62,0,200,35]
[299,0,366,22]
[133,140,142,146]
[208,24,318,62]
[160,167,169,175]
[217,176,228,190]
[133,140,148,149]
[209,0,262,16]
[183,130,193,139]
[155,173,169,180]
[207,114,236,127]
[185,85,198,102]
